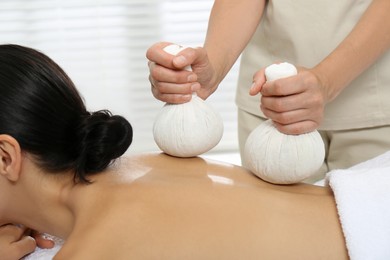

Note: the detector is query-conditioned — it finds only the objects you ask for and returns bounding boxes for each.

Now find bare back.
[55,153,348,259]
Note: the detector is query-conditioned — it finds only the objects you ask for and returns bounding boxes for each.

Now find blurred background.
[0,0,241,164]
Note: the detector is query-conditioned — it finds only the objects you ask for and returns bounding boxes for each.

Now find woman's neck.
[5,158,78,239]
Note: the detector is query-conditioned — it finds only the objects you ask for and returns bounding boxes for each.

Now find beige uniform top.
[236,0,390,130]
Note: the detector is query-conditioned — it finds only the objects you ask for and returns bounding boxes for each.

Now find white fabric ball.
[153,95,223,157]
[153,44,223,157]
[265,62,297,81]
[244,120,325,184]
[244,62,325,184]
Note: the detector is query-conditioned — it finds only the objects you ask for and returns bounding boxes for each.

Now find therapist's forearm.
[204,0,266,84]
[313,0,390,102]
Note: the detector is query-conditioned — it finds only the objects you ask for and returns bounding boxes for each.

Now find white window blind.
[0,0,240,155]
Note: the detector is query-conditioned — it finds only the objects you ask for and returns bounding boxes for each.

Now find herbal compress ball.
[153,44,224,157]
[244,62,325,184]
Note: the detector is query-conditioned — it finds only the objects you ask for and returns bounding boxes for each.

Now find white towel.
[326,151,390,260]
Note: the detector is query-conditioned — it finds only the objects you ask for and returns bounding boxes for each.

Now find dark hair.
[0,44,133,183]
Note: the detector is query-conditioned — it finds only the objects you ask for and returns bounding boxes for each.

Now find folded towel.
[326,151,390,260]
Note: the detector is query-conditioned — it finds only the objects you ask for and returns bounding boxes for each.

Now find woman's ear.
[0,135,22,182]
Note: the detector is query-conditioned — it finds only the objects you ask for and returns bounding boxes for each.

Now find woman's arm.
[147,0,266,103]
[313,0,390,100]
[251,0,390,134]
[204,0,266,87]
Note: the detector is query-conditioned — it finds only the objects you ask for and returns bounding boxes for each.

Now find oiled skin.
[54,153,348,259]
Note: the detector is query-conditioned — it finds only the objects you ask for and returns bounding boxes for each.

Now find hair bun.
[75,110,133,181]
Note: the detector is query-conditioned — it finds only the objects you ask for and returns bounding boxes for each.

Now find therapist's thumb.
[172,46,206,70]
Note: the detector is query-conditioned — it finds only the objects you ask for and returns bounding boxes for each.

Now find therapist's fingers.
[260,76,304,97]
[261,102,322,124]
[261,95,323,132]
[147,44,200,104]
[273,120,319,135]
[150,76,201,104]
[146,42,178,69]
[148,61,198,103]
[261,101,323,134]
[146,42,201,71]
[151,80,198,95]
[148,61,196,84]
[260,90,320,113]
[249,67,267,95]
[150,81,192,104]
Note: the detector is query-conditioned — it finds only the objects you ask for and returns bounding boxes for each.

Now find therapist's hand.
[250,67,329,135]
[146,42,219,104]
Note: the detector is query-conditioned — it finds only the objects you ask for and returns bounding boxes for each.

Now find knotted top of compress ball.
[265,62,297,81]
[153,44,224,158]
[244,62,325,184]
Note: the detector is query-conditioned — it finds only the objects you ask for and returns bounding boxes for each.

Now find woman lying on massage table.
[0,44,349,260]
